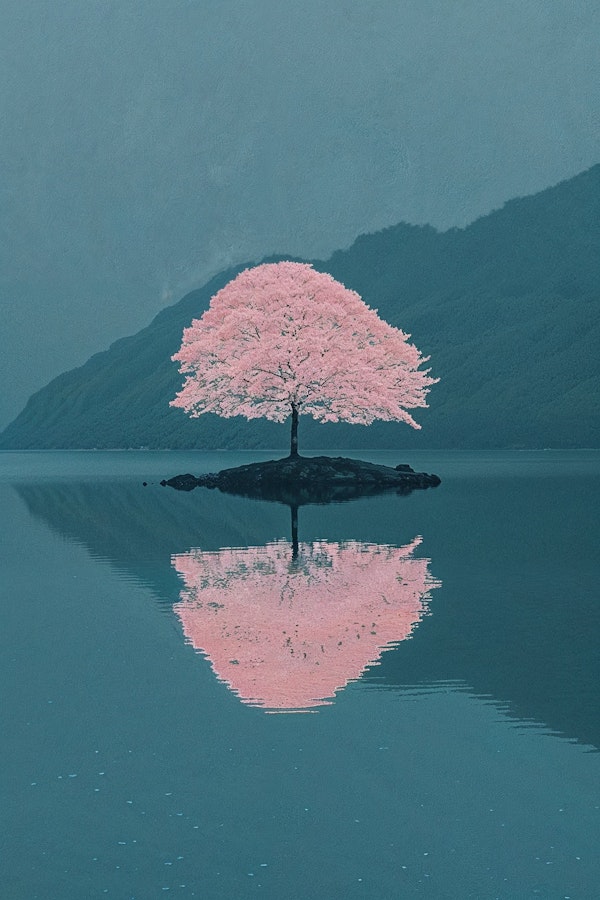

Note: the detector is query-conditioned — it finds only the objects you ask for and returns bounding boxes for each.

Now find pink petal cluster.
[172,538,440,712]
[171,261,436,428]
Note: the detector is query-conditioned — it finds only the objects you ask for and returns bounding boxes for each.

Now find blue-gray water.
[1,450,599,898]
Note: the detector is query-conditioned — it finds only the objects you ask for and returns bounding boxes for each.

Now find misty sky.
[1,0,599,429]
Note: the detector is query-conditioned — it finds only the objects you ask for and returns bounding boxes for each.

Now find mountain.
[2,165,599,450]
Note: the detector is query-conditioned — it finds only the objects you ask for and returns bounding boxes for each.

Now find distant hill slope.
[2,165,599,450]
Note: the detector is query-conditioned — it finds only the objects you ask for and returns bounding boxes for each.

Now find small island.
[161,455,440,505]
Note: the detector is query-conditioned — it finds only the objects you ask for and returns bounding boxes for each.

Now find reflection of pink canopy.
[172,538,439,712]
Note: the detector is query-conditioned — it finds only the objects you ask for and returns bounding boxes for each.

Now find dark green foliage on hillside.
[2,165,599,449]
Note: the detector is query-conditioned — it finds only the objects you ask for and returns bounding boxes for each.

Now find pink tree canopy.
[171,261,437,454]
[172,537,440,712]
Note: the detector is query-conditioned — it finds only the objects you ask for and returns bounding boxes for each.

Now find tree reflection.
[172,536,439,712]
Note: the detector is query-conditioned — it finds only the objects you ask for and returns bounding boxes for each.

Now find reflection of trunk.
[289,402,299,457]
[291,504,299,561]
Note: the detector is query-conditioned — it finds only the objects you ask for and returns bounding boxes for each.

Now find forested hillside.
[2,165,599,450]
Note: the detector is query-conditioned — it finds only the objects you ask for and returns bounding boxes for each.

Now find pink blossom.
[171,262,437,451]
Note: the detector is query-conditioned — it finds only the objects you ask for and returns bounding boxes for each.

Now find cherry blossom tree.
[171,261,437,456]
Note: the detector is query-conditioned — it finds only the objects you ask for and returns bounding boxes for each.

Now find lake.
[1,450,599,899]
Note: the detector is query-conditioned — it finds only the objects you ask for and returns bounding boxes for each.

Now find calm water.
[1,450,599,899]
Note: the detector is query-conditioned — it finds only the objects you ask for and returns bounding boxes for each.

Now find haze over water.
[1,450,599,897]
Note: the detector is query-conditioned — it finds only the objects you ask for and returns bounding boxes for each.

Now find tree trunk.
[290,504,299,561]
[289,402,299,457]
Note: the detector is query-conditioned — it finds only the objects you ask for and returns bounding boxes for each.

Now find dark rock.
[163,455,441,505]
[162,473,202,491]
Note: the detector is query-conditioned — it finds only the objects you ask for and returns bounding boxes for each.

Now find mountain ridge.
[2,165,599,450]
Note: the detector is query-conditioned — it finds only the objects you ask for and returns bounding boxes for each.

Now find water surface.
[1,450,599,898]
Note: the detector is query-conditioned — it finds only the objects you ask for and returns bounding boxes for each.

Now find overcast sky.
[1,0,599,428]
